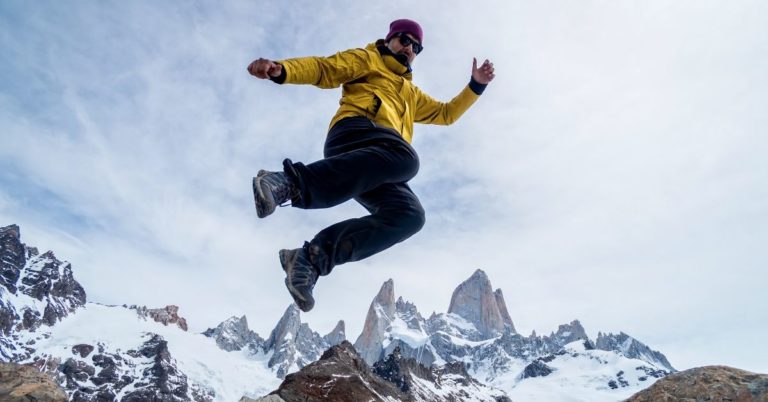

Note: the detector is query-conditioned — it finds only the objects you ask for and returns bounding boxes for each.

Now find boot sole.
[253,170,276,218]
[279,249,315,312]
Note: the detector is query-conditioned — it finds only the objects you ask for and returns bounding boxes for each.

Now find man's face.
[387,32,421,65]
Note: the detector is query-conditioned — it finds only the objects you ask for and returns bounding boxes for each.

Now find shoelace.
[291,253,317,289]
[262,173,294,208]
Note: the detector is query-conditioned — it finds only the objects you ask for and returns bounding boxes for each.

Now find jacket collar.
[368,41,413,80]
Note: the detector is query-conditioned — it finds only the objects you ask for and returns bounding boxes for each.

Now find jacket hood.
[368,41,413,80]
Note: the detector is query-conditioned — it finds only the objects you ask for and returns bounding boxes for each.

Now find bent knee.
[409,208,426,233]
[396,206,425,236]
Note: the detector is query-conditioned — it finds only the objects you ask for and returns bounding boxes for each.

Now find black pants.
[283,117,425,276]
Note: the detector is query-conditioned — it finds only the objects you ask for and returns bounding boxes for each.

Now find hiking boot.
[253,170,297,218]
[279,247,319,312]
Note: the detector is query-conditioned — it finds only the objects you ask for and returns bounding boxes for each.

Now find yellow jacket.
[275,42,481,144]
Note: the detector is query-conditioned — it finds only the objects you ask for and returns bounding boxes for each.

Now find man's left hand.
[472,58,495,85]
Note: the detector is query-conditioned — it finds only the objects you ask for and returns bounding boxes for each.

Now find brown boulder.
[625,365,768,402]
[0,362,67,402]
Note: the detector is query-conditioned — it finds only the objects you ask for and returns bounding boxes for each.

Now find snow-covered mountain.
[2,224,677,401]
[353,269,675,401]
[1,224,286,400]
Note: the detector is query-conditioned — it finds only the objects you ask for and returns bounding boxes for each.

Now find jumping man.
[248,19,495,312]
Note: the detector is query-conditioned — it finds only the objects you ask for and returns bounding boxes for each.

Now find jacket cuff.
[269,63,287,84]
[469,76,487,95]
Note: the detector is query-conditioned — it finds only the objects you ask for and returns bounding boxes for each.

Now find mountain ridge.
[1,223,678,401]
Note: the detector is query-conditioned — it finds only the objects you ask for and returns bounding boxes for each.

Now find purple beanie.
[386,19,423,44]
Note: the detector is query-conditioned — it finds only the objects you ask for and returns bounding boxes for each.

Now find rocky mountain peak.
[374,279,396,317]
[596,331,675,371]
[553,320,588,343]
[1,224,20,235]
[203,315,264,352]
[1,224,86,352]
[264,304,340,378]
[354,280,400,365]
[323,320,346,347]
[447,269,508,339]
[265,304,301,351]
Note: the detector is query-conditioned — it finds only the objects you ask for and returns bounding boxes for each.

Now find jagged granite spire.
[494,288,516,333]
[202,315,264,352]
[596,331,675,371]
[448,269,509,339]
[354,279,396,364]
[264,304,338,378]
[323,320,346,347]
[552,320,589,344]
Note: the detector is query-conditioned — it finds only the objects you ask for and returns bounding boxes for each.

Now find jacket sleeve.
[276,48,371,89]
[413,84,481,125]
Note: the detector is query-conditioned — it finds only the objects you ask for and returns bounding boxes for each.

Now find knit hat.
[386,19,423,44]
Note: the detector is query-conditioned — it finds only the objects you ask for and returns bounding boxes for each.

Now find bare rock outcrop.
[269,340,406,402]
[131,304,189,331]
[0,362,67,402]
[625,365,768,402]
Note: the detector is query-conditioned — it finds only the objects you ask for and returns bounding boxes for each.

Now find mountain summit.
[448,269,516,338]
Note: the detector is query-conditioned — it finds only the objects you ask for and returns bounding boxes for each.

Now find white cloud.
[1,0,766,374]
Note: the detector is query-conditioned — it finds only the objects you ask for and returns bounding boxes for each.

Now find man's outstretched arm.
[246,49,370,89]
[414,58,495,125]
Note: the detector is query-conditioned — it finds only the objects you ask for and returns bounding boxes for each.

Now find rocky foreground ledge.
[625,365,768,402]
[241,361,768,402]
[2,355,767,401]
[0,362,67,402]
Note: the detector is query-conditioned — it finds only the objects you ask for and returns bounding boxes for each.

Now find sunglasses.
[396,33,423,54]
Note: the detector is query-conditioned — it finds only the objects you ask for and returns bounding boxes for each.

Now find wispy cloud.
[1,0,766,373]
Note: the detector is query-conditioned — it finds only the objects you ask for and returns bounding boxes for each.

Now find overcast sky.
[2,0,766,373]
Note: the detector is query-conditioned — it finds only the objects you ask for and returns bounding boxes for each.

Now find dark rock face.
[521,359,554,379]
[72,343,95,358]
[1,224,86,361]
[1,225,25,295]
[56,334,212,402]
[272,341,407,402]
[372,346,417,393]
[0,361,68,402]
[123,334,189,401]
[625,365,768,402]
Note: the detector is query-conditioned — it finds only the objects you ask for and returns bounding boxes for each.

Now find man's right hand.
[247,58,283,79]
